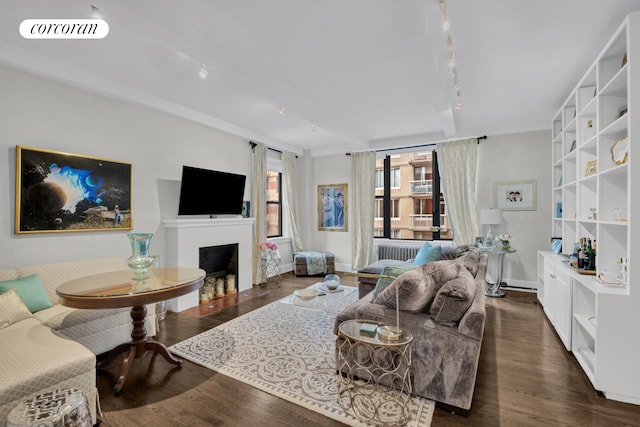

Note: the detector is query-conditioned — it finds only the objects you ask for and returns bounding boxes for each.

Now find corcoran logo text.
[20,19,109,39]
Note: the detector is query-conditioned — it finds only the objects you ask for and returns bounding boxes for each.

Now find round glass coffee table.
[336,319,413,426]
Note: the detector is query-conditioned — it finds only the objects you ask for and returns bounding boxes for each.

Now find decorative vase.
[501,241,511,251]
[127,233,154,281]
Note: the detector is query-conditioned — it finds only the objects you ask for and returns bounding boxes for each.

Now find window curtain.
[436,138,479,245]
[351,151,376,270]
[251,143,267,284]
[282,151,304,254]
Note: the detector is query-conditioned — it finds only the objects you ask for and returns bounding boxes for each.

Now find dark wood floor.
[96,273,640,426]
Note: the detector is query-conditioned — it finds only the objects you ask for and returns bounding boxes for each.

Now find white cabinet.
[547,12,640,405]
[540,253,572,351]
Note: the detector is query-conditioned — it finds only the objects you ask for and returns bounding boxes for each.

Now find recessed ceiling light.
[279,106,285,115]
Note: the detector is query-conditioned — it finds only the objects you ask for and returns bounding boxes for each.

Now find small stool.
[294,251,335,276]
[6,388,92,427]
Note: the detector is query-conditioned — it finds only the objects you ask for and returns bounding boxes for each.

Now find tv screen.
[178,166,246,216]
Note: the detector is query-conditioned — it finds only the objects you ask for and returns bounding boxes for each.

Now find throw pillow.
[0,289,34,329]
[456,249,481,277]
[413,242,441,266]
[372,265,417,298]
[372,268,437,312]
[420,260,462,289]
[0,274,53,313]
[429,267,476,326]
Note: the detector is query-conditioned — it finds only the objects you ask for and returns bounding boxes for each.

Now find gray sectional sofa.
[334,245,487,411]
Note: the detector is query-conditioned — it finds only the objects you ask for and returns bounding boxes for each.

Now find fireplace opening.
[199,243,238,303]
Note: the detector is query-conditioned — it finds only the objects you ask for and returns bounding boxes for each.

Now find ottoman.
[6,388,92,427]
[294,251,335,276]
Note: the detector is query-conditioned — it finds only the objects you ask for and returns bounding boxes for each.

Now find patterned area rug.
[169,287,434,426]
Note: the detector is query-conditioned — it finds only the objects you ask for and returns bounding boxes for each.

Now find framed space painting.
[15,146,133,234]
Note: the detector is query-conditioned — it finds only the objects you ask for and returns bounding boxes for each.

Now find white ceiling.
[1,1,640,156]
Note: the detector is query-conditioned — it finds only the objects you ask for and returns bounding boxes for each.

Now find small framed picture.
[549,238,562,254]
[585,160,597,177]
[494,180,536,211]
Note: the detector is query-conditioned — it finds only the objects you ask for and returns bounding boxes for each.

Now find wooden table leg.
[98,304,182,392]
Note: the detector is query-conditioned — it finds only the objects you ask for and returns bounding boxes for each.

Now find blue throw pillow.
[413,243,442,266]
[0,274,53,313]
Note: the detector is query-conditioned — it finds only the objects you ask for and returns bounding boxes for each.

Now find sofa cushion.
[372,265,417,298]
[413,242,442,266]
[0,290,34,329]
[429,266,476,326]
[357,259,413,285]
[456,248,481,277]
[0,274,53,313]
[372,268,436,312]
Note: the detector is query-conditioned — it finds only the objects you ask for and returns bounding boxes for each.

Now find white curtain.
[282,151,304,254]
[351,151,376,270]
[251,143,267,284]
[436,138,479,245]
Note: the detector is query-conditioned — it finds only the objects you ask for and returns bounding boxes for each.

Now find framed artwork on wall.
[318,183,348,231]
[15,146,133,234]
[494,180,537,211]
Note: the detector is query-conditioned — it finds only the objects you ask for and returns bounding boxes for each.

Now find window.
[266,170,282,237]
[375,199,384,219]
[374,150,452,241]
[391,199,400,219]
[375,169,384,189]
[390,167,400,188]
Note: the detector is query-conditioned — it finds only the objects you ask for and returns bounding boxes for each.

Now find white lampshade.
[479,208,502,225]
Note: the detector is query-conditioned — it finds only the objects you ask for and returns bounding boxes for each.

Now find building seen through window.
[374,151,452,240]
[266,170,282,237]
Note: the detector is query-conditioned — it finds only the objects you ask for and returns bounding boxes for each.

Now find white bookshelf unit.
[539,12,640,405]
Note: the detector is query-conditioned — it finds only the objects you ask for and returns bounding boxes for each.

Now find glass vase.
[127,233,154,281]
[501,241,511,251]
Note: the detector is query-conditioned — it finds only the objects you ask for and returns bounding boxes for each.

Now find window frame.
[266,169,282,238]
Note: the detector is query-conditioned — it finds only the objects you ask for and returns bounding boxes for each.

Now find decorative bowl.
[294,288,320,301]
[324,274,341,290]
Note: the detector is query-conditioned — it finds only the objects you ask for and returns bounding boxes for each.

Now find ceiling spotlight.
[310,124,318,131]
[279,106,285,115]
[198,65,208,79]
[91,5,102,19]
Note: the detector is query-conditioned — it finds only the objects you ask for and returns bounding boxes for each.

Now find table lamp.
[479,208,502,247]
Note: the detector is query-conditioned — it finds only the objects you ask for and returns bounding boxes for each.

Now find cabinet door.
[554,267,572,351]
[543,257,572,351]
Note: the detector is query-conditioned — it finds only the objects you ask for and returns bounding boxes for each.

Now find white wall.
[0,65,252,269]
[477,130,552,287]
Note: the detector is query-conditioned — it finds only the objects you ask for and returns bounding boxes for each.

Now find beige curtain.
[251,143,267,284]
[351,151,376,270]
[282,151,304,254]
[436,138,479,245]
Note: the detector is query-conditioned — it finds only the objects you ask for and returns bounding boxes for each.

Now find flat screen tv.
[178,166,246,216]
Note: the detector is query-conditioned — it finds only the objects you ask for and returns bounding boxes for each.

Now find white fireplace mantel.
[162,218,255,311]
